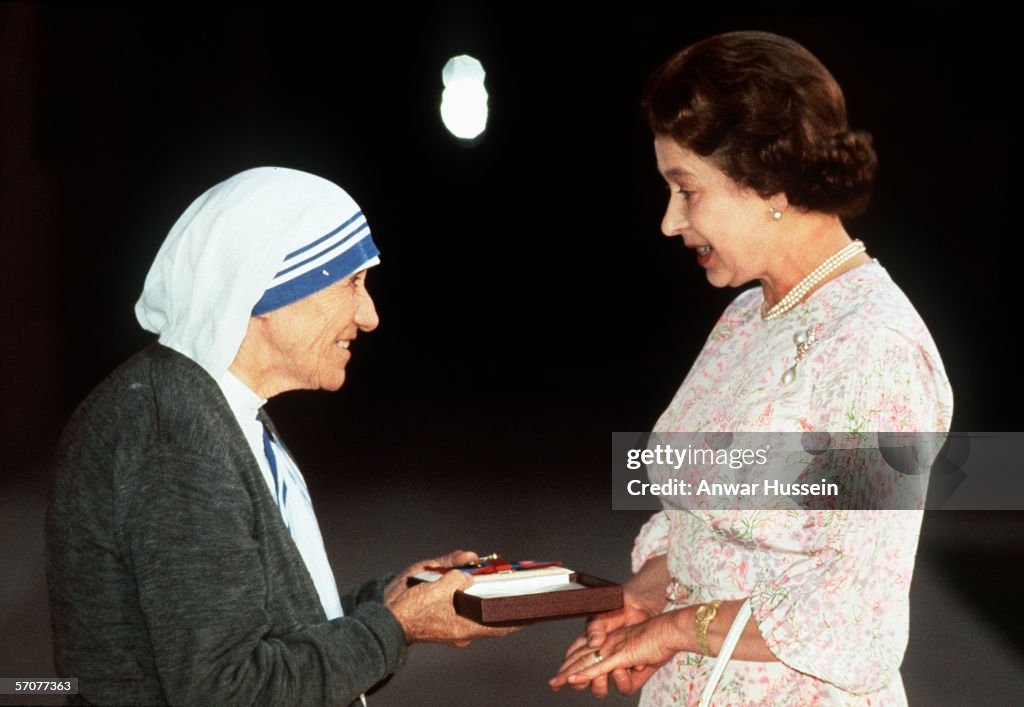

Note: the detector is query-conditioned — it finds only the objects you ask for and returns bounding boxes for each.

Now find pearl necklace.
[761,240,866,321]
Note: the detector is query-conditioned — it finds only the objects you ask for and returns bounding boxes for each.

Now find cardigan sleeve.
[342,574,397,615]
[122,449,408,706]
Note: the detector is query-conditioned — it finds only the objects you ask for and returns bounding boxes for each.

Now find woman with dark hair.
[550,32,952,705]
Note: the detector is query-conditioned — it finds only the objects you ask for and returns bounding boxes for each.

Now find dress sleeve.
[748,510,922,693]
[123,450,407,706]
[631,511,671,573]
[748,326,952,693]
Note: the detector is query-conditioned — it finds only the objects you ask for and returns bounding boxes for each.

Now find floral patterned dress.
[632,261,953,706]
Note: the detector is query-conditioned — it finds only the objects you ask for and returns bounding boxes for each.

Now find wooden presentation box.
[422,572,624,625]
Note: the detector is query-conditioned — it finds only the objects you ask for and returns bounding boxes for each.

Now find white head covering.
[135,167,380,380]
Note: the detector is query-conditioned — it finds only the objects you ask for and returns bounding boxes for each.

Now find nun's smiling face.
[258,270,379,393]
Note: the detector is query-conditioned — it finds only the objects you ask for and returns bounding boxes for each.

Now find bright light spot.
[440,55,488,140]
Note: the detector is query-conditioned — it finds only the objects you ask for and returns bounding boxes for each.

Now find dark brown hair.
[643,31,877,216]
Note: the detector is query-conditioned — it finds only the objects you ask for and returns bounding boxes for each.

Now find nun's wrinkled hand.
[383,549,478,606]
[386,568,519,646]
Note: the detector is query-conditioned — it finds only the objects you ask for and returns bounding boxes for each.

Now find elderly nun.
[46,167,509,706]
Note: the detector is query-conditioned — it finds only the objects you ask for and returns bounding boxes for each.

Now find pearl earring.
[769,206,783,221]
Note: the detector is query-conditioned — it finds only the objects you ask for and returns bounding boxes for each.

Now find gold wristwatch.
[695,599,724,656]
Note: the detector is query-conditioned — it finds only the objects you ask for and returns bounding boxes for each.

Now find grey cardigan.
[46,344,408,706]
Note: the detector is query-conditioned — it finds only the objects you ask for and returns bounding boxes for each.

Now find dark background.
[2,6,1021,705]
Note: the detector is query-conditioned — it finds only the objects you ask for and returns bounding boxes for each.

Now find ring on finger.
[591,649,604,665]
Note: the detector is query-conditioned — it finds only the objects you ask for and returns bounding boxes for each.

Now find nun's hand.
[384,549,478,606]
[386,567,519,646]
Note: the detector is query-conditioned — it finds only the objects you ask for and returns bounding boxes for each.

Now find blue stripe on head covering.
[251,224,380,316]
[273,221,370,280]
[284,211,365,261]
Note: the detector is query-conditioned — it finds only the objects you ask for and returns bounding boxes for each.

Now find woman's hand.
[549,599,660,697]
[551,610,683,696]
[578,600,653,654]
[550,553,672,698]
[552,593,779,697]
